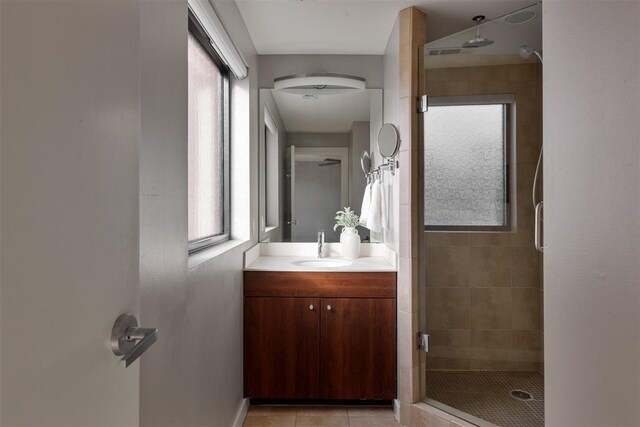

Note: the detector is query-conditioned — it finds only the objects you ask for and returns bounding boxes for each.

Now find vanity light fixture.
[274,73,366,96]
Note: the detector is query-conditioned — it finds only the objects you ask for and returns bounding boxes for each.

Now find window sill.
[188,238,249,271]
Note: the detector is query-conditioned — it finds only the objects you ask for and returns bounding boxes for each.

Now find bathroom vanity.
[243,243,397,401]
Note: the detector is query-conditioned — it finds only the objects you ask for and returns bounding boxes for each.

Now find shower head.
[462,15,494,49]
[318,158,341,167]
[519,44,543,63]
[462,37,494,48]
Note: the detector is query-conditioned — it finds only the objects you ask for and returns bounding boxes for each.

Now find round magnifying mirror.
[378,124,400,159]
[360,151,371,174]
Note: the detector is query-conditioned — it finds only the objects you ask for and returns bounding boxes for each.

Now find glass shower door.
[419,3,544,426]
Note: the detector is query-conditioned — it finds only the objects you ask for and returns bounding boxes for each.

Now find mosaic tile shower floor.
[426,371,544,427]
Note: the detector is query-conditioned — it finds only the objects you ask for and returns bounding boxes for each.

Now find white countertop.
[245,255,396,272]
[244,243,397,272]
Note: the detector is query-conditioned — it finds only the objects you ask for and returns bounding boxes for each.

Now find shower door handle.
[534,202,544,253]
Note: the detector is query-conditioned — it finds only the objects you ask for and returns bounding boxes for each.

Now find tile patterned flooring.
[426,371,544,427]
[243,406,397,427]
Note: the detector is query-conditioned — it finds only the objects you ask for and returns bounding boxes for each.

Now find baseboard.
[231,398,249,427]
[393,399,401,423]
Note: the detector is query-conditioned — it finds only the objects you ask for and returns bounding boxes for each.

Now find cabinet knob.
[309,304,314,310]
[326,305,332,311]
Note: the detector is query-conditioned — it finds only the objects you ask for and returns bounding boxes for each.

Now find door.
[291,147,350,242]
[1,1,142,425]
[320,298,396,399]
[244,297,320,398]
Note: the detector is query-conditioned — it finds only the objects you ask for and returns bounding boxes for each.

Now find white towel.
[366,180,383,233]
[359,183,371,226]
[380,177,388,230]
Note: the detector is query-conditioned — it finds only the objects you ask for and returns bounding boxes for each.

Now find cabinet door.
[244,297,320,398]
[320,298,396,399]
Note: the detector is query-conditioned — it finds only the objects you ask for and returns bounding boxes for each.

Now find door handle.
[534,201,544,253]
[111,314,158,368]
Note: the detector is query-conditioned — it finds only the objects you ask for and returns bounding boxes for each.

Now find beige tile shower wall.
[424,63,543,372]
[395,8,426,425]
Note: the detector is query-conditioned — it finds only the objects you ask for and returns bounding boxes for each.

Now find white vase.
[340,227,361,259]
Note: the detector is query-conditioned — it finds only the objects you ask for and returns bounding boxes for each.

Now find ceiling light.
[274,73,365,96]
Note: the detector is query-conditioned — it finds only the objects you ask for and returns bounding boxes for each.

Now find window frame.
[263,109,280,230]
[424,94,514,232]
[187,9,231,253]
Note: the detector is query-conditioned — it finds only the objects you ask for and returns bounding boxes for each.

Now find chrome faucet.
[317,230,325,258]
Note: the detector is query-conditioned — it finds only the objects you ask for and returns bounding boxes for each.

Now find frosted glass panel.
[188,32,225,242]
[424,104,506,227]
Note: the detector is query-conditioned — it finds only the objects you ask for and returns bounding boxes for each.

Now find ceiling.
[271,89,371,133]
[426,3,541,51]
[425,2,542,67]
[234,0,540,55]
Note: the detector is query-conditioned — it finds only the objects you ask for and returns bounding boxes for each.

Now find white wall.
[381,17,400,250]
[0,2,3,420]
[259,55,383,89]
[543,1,640,425]
[139,0,258,426]
[138,1,189,424]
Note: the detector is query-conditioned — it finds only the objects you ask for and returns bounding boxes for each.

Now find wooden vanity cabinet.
[320,297,396,399]
[244,271,396,400]
[244,297,320,399]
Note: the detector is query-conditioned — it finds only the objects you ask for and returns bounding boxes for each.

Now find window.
[263,108,279,230]
[424,95,513,231]
[188,12,230,252]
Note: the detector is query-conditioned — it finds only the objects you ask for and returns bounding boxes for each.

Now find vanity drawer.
[244,271,396,298]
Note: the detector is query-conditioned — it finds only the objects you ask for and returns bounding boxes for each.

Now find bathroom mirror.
[258,88,383,243]
[377,123,400,159]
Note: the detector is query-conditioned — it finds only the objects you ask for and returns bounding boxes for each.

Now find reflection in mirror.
[360,151,371,175]
[259,88,383,243]
[290,147,349,243]
[263,107,279,232]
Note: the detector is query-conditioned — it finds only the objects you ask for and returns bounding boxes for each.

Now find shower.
[421,4,544,425]
[318,158,341,167]
[462,15,494,48]
[520,44,545,253]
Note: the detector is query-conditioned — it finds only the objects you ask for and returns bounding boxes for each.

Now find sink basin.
[293,259,353,268]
